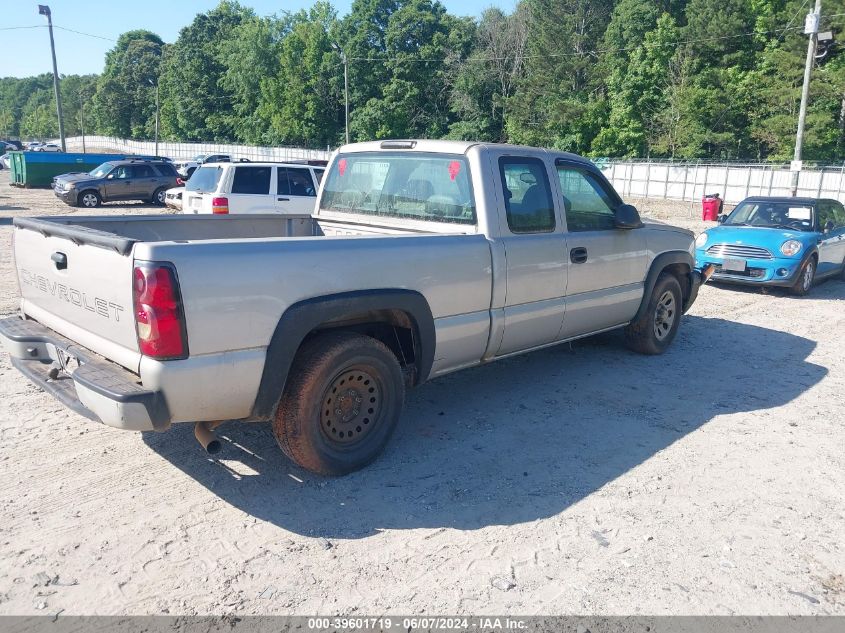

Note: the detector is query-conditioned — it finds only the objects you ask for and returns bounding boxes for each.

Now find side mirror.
[615,203,643,229]
[718,214,728,224]
[824,220,834,233]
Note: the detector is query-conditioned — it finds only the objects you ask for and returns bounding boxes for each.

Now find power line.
[52,25,116,42]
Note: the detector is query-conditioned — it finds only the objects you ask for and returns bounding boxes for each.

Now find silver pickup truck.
[1,140,706,475]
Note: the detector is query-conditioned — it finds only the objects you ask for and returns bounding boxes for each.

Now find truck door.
[555,160,648,339]
[276,166,319,214]
[495,155,568,356]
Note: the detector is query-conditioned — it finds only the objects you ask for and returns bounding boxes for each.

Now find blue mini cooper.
[695,196,845,295]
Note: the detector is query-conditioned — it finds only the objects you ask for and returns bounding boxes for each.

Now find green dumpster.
[8,151,128,188]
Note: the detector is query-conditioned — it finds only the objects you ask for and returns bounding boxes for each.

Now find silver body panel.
[9,141,696,426]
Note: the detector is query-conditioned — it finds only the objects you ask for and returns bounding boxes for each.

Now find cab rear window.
[320,152,476,224]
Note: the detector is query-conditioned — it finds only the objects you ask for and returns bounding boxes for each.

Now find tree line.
[1,0,844,161]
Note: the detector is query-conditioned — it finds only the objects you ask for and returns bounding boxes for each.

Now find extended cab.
[0,141,705,475]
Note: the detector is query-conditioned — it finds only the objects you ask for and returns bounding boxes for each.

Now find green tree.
[91,30,163,138]
[219,15,287,143]
[259,3,344,148]
[448,6,528,142]
[159,1,254,141]
[506,0,615,151]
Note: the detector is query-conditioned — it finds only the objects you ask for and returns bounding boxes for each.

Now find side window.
[134,164,155,178]
[556,165,617,232]
[831,201,845,228]
[278,167,317,197]
[113,165,130,179]
[154,163,176,177]
[314,169,325,183]
[498,157,555,234]
[231,166,271,195]
[817,202,834,229]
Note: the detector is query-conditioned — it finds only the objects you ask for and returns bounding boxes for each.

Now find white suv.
[182,162,326,215]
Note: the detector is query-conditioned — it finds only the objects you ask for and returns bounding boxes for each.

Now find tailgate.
[13,224,140,371]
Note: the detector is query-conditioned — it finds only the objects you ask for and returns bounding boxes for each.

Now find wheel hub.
[321,369,380,444]
[653,290,676,341]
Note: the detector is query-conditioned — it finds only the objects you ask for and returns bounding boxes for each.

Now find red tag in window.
[338,158,348,176]
[448,161,461,181]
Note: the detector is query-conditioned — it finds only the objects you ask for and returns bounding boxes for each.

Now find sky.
[0,0,517,78]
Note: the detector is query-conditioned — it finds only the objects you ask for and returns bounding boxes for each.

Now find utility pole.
[791,0,822,196]
[149,79,160,156]
[331,43,350,145]
[343,52,349,145]
[38,5,66,152]
[80,98,86,153]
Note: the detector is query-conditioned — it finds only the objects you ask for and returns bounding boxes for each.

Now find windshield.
[725,201,815,231]
[89,163,114,179]
[320,152,476,224]
[186,165,223,193]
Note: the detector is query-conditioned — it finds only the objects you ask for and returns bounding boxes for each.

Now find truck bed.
[14,214,319,255]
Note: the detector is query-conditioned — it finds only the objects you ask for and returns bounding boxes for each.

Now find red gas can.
[702,194,722,221]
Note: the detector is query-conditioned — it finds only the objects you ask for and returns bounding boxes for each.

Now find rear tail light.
[211,197,229,214]
[133,262,188,359]
[176,177,184,186]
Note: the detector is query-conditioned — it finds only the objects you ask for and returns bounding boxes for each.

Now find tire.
[77,190,101,208]
[272,332,405,476]
[790,256,816,296]
[152,187,167,206]
[625,272,683,355]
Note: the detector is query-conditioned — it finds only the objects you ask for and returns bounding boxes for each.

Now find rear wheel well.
[303,309,420,386]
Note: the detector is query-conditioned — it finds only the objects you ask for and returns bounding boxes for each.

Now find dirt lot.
[0,170,843,616]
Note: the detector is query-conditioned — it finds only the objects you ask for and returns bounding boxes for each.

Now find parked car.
[0,154,10,169]
[0,140,705,475]
[1,140,23,151]
[164,186,184,211]
[173,154,232,178]
[37,143,62,152]
[52,158,180,208]
[695,196,845,295]
[25,142,44,151]
[182,162,325,215]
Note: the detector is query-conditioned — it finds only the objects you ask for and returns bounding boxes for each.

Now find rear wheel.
[272,332,405,476]
[77,190,101,208]
[790,257,815,296]
[152,187,167,206]
[625,272,683,355]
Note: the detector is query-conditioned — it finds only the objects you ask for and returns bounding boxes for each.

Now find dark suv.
[53,159,180,208]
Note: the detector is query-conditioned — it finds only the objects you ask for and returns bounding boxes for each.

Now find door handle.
[277,197,289,202]
[570,247,588,264]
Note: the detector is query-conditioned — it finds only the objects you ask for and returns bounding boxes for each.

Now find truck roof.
[337,139,592,165]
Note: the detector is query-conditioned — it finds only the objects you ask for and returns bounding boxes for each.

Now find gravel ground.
[0,171,843,616]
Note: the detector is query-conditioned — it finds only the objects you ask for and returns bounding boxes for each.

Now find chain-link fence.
[598,160,845,205]
[58,136,332,162]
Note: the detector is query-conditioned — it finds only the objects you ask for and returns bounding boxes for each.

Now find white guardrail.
[597,160,845,204]
[56,136,332,163]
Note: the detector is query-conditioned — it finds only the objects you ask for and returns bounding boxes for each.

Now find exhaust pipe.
[194,421,224,454]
